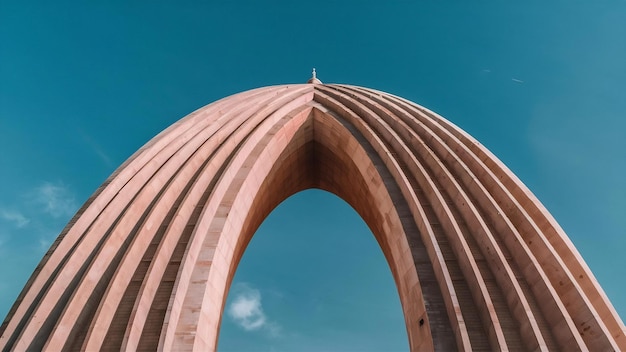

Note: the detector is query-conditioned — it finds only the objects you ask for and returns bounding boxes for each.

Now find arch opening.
[217,189,410,351]
[199,106,453,351]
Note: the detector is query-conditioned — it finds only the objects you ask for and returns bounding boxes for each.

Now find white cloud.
[0,209,30,228]
[30,182,77,218]
[228,284,267,330]
[227,283,281,336]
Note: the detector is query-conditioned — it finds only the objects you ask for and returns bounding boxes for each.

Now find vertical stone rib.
[414,101,626,350]
[121,86,297,351]
[370,87,615,349]
[398,90,582,349]
[310,107,445,351]
[193,104,316,350]
[375,89,568,349]
[321,86,518,350]
[81,85,302,352]
[0,85,282,351]
[159,88,314,351]
[356,88,536,350]
[338,85,551,350]
[377,89,621,351]
[333,85,534,349]
[314,89,474,350]
[43,115,220,350]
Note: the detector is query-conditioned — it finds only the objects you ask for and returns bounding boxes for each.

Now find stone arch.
[0,83,624,351]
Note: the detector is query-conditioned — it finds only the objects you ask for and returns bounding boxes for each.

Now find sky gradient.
[1,1,625,351]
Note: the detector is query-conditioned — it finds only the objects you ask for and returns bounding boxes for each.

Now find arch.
[0,83,624,351]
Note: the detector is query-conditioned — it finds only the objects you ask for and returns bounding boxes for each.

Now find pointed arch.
[1,84,624,351]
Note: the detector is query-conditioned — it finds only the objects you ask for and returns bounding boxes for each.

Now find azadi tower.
[1,72,625,351]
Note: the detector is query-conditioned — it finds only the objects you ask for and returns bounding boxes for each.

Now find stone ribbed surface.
[1,84,624,351]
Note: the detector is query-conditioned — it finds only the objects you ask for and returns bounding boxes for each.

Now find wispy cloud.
[228,283,281,336]
[30,182,77,218]
[511,78,524,83]
[38,237,52,253]
[0,209,30,228]
[75,128,115,167]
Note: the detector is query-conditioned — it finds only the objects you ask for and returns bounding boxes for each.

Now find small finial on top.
[307,68,322,84]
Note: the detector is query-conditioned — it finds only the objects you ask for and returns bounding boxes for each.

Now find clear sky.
[0,1,624,351]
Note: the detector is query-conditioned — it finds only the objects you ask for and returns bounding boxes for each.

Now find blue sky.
[0,1,624,351]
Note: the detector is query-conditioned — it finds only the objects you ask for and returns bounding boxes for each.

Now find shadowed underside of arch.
[1,83,625,351]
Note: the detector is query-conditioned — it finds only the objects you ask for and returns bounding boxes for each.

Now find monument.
[1,73,624,351]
